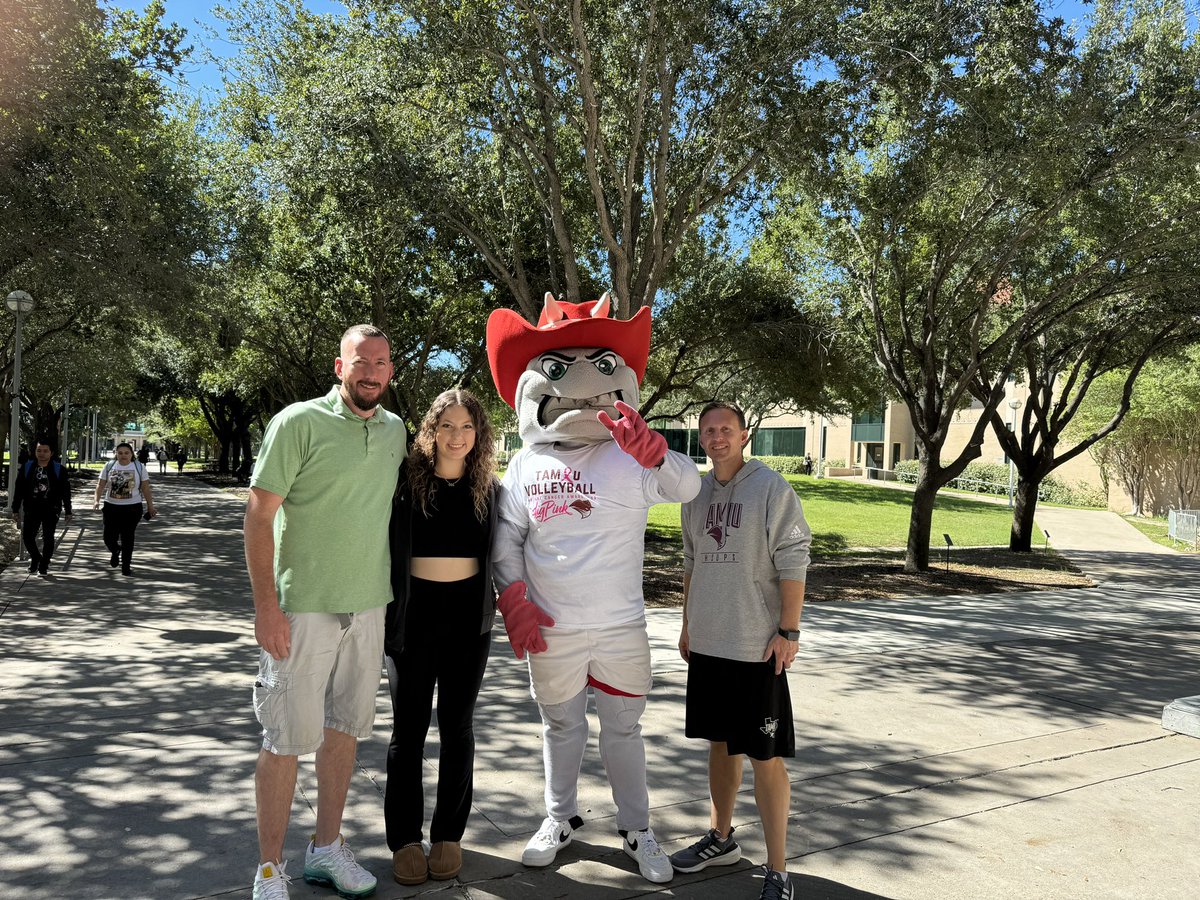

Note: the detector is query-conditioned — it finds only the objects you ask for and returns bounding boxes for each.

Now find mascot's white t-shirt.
[496,441,693,628]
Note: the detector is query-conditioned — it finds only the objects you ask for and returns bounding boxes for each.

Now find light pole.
[815,413,826,479]
[6,290,35,511]
[1007,396,1022,508]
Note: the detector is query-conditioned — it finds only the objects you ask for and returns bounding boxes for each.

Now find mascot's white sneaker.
[623,827,673,883]
[522,816,582,866]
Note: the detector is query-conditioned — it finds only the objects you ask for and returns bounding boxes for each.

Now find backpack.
[23,460,63,479]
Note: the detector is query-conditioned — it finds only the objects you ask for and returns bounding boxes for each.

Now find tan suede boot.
[428,841,462,880]
[392,843,428,885]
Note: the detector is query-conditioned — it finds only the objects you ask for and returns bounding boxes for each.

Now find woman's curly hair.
[408,389,496,521]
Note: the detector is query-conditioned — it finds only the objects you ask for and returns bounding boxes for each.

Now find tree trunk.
[236,425,254,483]
[905,480,938,573]
[1010,479,1039,552]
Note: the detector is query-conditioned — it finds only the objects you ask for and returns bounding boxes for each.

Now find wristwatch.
[777,627,800,642]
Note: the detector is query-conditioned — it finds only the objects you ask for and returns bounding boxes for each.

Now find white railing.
[1167,509,1199,546]
[879,467,1048,500]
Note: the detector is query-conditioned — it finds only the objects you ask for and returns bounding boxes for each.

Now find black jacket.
[385,464,499,656]
[12,461,73,516]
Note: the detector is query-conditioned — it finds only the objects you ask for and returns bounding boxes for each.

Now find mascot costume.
[488,292,700,884]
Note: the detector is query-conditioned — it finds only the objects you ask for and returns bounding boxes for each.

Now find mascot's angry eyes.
[539,350,618,381]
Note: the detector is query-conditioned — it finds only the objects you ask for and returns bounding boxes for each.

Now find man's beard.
[344,381,383,411]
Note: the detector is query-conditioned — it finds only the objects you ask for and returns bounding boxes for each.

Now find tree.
[1,0,209,456]
[208,0,843,424]
[362,0,840,321]
[643,228,878,425]
[781,0,1200,570]
[209,0,502,428]
[970,0,1200,547]
[1072,348,1200,514]
[979,291,1200,548]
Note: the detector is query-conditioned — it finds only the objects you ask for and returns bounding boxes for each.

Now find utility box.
[1162,696,1200,739]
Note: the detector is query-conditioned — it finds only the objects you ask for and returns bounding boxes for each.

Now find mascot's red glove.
[497,581,555,660]
[597,400,667,469]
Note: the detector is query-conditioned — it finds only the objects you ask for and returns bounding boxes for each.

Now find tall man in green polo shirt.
[245,324,407,900]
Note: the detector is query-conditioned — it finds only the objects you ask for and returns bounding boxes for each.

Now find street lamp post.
[5,291,36,510]
[815,413,826,479]
[1007,396,1022,509]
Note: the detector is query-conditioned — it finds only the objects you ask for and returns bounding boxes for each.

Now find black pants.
[102,502,143,570]
[21,509,59,572]
[384,577,491,849]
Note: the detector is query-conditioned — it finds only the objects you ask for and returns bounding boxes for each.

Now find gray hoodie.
[682,460,812,662]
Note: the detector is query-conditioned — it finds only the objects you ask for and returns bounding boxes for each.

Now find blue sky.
[144,0,1098,98]
[138,0,346,98]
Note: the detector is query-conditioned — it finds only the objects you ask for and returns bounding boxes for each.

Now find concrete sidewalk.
[1,475,1197,899]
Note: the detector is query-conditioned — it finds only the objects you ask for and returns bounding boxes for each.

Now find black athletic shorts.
[684,651,795,760]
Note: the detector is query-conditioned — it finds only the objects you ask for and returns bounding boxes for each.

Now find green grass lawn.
[1122,514,1198,552]
[648,475,1042,554]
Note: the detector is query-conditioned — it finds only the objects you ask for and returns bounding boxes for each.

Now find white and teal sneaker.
[303,834,377,898]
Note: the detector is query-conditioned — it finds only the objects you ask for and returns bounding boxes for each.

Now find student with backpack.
[11,440,74,576]
[93,442,157,576]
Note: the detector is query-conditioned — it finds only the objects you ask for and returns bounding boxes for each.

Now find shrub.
[756,455,808,474]
[1039,475,1107,508]
[822,457,846,469]
[888,458,1104,506]
[950,461,1011,496]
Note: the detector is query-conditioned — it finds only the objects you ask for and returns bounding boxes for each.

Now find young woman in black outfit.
[385,389,499,886]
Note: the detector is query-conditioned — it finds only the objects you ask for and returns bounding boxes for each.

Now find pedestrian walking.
[156,448,168,474]
[93,442,157,576]
[11,439,73,576]
[176,449,188,473]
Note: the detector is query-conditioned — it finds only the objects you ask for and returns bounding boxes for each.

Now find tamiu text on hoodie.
[681,460,812,662]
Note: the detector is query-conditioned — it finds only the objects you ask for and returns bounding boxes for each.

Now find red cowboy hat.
[487,293,652,407]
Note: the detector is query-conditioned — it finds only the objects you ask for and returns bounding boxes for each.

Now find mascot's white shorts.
[528,621,652,706]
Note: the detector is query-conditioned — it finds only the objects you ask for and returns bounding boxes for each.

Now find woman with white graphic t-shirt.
[93,442,157,575]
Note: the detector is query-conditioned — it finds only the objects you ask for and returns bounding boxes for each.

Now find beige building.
[660,384,1140,512]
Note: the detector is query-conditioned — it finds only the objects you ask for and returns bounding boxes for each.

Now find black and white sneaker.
[623,827,673,883]
[521,815,583,866]
[756,865,794,900]
[669,826,742,873]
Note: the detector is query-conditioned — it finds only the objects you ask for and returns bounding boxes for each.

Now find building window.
[751,427,806,457]
[503,432,522,452]
[657,428,704,461]
[851,404,885,443]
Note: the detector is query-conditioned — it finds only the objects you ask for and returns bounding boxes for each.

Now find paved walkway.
[1,475,1197,899]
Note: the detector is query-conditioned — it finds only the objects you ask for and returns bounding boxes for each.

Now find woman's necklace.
[437,470,464,487]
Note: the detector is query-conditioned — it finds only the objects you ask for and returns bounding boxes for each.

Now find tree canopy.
[772,0,1200,569]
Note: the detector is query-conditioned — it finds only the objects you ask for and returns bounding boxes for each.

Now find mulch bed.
[642,534,1092,608]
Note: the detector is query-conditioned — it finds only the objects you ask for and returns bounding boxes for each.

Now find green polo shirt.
[251,387,407,613]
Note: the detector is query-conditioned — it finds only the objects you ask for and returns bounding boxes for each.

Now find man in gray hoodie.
[671,401,811,900]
